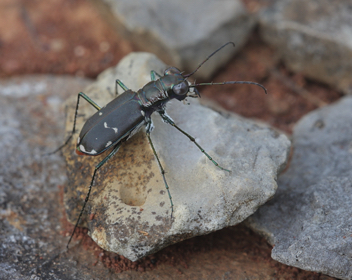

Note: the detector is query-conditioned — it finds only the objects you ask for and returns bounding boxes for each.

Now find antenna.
[190,81,268,95]
[184,42,235,78]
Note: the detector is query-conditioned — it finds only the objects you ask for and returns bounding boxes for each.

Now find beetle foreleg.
[150,70,162,81]
[159,110,174,124]
[67,142,122,249]
[159,113,231,172]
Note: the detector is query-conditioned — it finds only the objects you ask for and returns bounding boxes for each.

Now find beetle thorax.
[137,80,168,107]
[137,73,188,107]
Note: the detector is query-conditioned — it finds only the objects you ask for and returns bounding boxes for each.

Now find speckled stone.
[247,96,352,280]
[63,52,291,261]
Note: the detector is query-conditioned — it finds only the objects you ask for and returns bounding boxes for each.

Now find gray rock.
[0,75,117,279]
[259,0,352,94]
[247,96,352,279]
[92,0,255,78]
[62,52,291,261]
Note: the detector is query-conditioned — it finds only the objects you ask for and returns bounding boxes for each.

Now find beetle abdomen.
[77,90,145,155]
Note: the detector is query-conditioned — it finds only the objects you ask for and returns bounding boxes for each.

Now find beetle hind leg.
[67,142,122,249]
[45,92,102,156]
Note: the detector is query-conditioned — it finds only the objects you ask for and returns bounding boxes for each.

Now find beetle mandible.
[51,42,267,248]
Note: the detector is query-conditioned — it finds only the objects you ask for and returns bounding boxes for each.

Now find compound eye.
[173,81,188,95]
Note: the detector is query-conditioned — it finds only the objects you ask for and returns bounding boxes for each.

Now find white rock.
[63,52,291,261]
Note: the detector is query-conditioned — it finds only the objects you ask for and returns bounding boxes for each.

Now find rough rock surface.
[62,52,291,261]
[0,75,113,279]
[247,96,352,279]
[92,0,255,79]
[259,0,352,94]
[0,74,298,280]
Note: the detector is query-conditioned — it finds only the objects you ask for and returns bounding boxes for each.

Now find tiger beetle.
[50,42,267,249]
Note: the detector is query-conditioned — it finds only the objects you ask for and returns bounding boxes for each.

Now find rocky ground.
[1,0,351,279]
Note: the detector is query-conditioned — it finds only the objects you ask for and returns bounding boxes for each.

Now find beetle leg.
[190,87,201,98]
[67,142,123,248]
[186,94,199,98]
[150,70,162,81]
[145,118,155,134]
[145,121,174,219]
[46,92,101,155]
[115,79,129,96]
[159,112,231,172]
[158,110,174,124]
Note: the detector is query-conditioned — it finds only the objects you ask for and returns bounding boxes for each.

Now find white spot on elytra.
[104,122,118,133]
[79,144,97,155]
[99,112,103,116]
[141,110,145,117]
[105,141,112,147]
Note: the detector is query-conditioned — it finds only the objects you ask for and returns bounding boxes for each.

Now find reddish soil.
[201,34,341,134]
[0,0,133,78]
[1,0,340,279]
